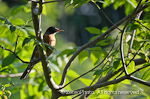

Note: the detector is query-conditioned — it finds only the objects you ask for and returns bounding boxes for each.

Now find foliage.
[0,0,150,99]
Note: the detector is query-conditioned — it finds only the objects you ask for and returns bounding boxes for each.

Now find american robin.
[20,26,63,80]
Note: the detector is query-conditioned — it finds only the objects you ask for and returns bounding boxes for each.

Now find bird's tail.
[20,63,35,80]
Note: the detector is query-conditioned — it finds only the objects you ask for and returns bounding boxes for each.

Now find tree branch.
[79,3,149,99]
[120,0,142,75]
[60,76,127,96]
[59,36,118,89]
[128,11,143,58]
[31,0,60,96]
[30,0,65,4]
[0,73,22,77]
[134,19,150,30]
[94,2,122,32]
[0,45,29,64]
[60,2,150,88]
[127,76,150,87]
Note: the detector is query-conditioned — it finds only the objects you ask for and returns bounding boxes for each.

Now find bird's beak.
[57,29,64,32]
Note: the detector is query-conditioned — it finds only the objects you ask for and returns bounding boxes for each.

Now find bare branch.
[79,4,149,99]
[43,0,65,4]
[60,76,127,96]
[134,19,150,30]
[134,55,150,65]
[30,0,65,4]
[31,1,60,97]
[129,64,150,75]
[0,45,29,64]
[120,0,143,75]
[60,4,150,87]
[94,2,122,32]
[127,76,150,87]
[0,73,22,78]
[116,41,146,79]
[31,0,43,15]
[128,11,143,58]
[59,36,118,89]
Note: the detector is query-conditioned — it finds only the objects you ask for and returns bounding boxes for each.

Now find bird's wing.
[20,45,40,80]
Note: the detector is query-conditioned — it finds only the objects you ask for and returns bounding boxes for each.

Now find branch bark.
[31,1,60,98]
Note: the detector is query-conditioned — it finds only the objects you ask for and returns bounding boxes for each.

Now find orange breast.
[44,34,56,56]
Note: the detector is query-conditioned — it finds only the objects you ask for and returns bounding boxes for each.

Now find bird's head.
[45,26,64,35]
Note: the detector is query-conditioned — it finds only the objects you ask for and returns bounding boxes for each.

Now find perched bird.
[20,27,63,80]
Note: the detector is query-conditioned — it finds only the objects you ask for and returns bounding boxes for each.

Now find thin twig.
[80,4,149,99]
[59,4,150,87]
[30,0,65,4]
[43,0,65,4]
[134,19,150,30]
[60,76,127,96]
[0,45,29,63]
[127,75,150,87]
[116,41,146,79]
[94,2,122,32]
[128,11,143,58]
[59,36,118,89]
[0,73,22,77]
[72,94,82,99]
[89,60,109,86]
[14,35,19,52]
[120,0,143,75]
[129,64,150,75]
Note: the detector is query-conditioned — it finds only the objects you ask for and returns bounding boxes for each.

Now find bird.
[20,26,63,80]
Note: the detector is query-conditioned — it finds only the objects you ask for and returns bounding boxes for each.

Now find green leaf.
[3,83,11,88]
[67,70,79,78]
[90,51,100,65]
[90,47,102,51]
[10,25,16,33]
[10,18,25,26]
[65,0,88,8]
[79,78,92,86]
[67,70,92,86]
[125,1,135,16]
[101,27,108,33]
[113,59,122,72]
[121,79,131,84]
[126,59,135,73]
[36,40,47,52]
[11,5,24,16]
[113,0,125,10]
[0,90,3,95]
[127,0,136,8]
[43,91,51,98]
[93,69,105,76]
[22,37,32,47]
[49,63,60,73]
[78,50,89,64]
[138,53,149,62]
[103,0,113,8]
[42,4,47,15]
[57,48,76,57]
[86,27,100,34]
[16,26,27,36]
[96,40,109,46]
[141,69,150,81]
[89,35,99,41]
[44,43,55,51]
[2,53,16,67]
